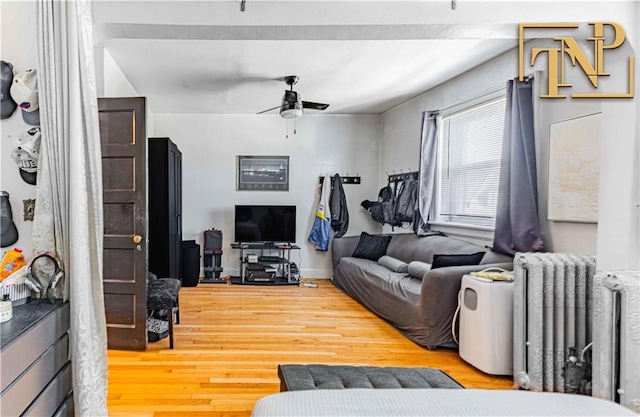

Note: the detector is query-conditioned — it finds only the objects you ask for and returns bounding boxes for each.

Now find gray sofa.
[331,233,513,349]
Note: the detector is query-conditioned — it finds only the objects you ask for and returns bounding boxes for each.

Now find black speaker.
[181,240,200,287]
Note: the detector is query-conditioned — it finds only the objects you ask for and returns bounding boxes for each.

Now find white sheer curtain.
[35,0,107,415]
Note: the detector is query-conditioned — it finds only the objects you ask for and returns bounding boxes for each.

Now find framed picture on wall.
[547,113,601,223]
[237,155,290,191]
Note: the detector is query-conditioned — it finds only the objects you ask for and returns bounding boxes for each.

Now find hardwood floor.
[108,280,512,416]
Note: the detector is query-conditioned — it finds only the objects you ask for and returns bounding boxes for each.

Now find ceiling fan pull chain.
[285,119,289,139]
[294,118,297,135]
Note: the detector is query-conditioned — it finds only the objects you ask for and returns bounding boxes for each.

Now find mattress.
[251,388,637,416]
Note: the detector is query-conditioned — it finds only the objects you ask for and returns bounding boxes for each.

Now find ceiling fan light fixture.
[280,91,303,119]
[257,76,329,118]
[280,107,303,119]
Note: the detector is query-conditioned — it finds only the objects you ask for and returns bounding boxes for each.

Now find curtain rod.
[433,74,534,114]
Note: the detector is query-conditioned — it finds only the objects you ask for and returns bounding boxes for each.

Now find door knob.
[133,235,142,244]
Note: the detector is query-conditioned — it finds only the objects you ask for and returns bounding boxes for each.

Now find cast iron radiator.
[592,271,640,413]
[513,252,596,393]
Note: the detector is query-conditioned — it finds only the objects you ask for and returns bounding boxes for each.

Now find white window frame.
[432,88,506,230]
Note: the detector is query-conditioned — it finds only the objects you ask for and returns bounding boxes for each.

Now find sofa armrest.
[420,265,482,308]
[418,262,513,345]
[421,262,513,284]
[331,235,361,270]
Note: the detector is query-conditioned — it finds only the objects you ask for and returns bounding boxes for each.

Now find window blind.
[438,97,506,227]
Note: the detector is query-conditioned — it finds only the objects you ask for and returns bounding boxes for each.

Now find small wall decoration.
[23,199,35,221]
[237,155,289,191]
[548,113,601,223]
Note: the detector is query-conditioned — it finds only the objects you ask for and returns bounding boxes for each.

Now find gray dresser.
[0,301,73,416]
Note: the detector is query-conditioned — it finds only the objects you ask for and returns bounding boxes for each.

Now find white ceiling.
[92,0,636,115]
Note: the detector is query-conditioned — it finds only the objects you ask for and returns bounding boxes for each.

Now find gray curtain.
[492,79,544,255]
[35,0,108,415]
[415,111,439,234]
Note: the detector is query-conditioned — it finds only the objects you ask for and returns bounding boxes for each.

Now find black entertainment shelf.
[231,243,300,285]
[227,276,297,286]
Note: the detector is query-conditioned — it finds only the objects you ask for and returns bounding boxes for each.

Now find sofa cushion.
[352,232,392,261]
[386,233,490,264]
[338,257,421,297]
[407,261,432,279]
[378,255,408,273]
[431,252,485,269]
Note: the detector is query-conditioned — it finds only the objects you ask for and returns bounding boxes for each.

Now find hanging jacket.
[394,178,418,225]
[329,174,349,238]
[307,175,332,251]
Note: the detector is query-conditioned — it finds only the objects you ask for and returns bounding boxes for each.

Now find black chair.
[147,272,181,349]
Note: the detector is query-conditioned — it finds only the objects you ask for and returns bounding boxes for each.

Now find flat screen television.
[234,205,296,243]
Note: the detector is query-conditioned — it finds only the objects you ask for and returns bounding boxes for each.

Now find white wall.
[596,38,639,271]
[98,50,381,278]
[381,28,638,268]
[381,45,521,246]
[97,48,139,97]
[95,47,156,138]
[1,1,38,259]
[153,113,381,277]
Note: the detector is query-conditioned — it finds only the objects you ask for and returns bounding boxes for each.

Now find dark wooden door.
[99,97,147,351]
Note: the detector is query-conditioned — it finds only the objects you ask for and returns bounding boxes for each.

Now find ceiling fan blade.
[302,101,329,110]
[257,105,281,114]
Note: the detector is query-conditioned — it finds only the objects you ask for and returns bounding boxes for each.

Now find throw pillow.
[431,252,486,269]
[378,255,408,273]
[352,232,392,262]
[407,261,432,279]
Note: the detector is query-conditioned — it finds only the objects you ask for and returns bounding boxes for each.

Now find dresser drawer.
[0,302,70,391]
[0,301,71,416]
[22,362,72,417]
[53,393,74,417]
[0,334,69,416]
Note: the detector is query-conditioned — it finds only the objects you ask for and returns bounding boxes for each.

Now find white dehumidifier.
[458,274,514,375]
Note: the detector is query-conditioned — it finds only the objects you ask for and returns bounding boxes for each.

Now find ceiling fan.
[258,76,329,119]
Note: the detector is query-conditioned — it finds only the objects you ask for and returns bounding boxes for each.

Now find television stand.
[231,243,300,285]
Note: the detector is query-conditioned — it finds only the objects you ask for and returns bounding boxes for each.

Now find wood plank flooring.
[108,280,512,416]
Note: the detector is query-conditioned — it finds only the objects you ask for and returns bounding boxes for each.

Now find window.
[437,96,506,228]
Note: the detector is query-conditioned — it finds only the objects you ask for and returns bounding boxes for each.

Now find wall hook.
[319,174,362,185]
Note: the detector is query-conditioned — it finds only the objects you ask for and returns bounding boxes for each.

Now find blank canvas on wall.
[547,113,601,223]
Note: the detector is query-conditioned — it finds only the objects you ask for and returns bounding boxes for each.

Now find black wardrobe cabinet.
[148,137,183,280]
